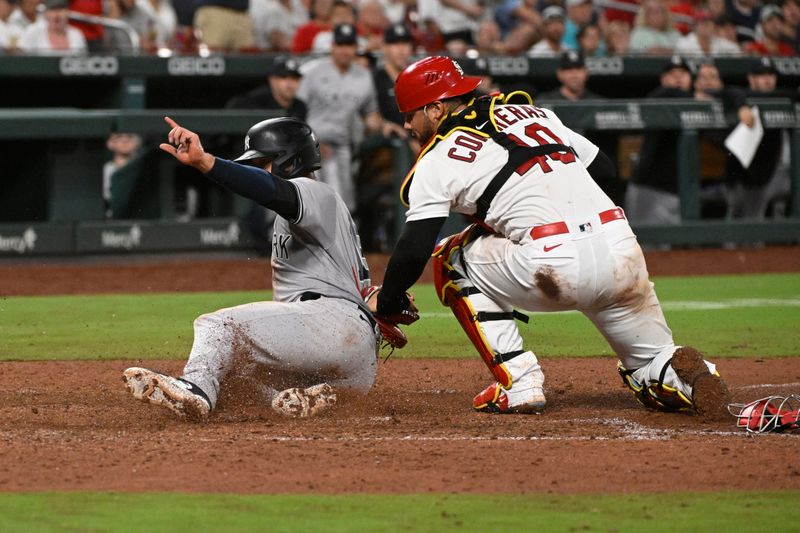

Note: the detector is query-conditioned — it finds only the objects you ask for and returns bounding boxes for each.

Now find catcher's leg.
[433,230,545,413]
[584,238,730,418]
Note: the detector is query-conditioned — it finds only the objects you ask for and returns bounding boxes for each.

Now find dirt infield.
[1,247,798,494]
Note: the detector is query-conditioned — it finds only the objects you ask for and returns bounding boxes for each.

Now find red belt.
[530,207,626,241]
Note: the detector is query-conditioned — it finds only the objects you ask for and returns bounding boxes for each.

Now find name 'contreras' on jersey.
[406,103,613,244]
[272,178,371,313]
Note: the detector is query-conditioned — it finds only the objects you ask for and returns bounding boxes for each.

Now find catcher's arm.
[376,217,446,316]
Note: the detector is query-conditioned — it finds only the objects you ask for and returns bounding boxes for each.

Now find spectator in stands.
[577,23,604,56]
[725,0,760,44]
[676,7,741,55]
[297,23,395,212]
[138,0,178,50]
[783,0,800,52]
[291,0,333,53]
[250,0,307,51]
[473,19,509,55]
[743,4,795,55]
[714,13,740,46]
[171,0,200,53]
[103,133,142,219]
[8,0,42,42]
[630,0,681,54]
[368,0,407,25]
[605,19,631,55]
[18,0,87,54]
[528,5,566,56]
[726,57,792,220]
[193,0,255,51]
[417,0,483,56]
[562,0,597,51]
[493,0,541,54]
[626,55,693,226]
[356,0,390,52]
[0,0,14,49]
[106,0,176,53]
[707,0,726,19]
[312,0,358,52]
[537,50,601,101]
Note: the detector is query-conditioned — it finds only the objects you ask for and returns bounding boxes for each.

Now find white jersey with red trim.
[406,103,613,243]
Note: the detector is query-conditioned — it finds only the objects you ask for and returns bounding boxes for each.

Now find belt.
[300,291,377,329]
[529,207,626,241]
[300,292,321,301]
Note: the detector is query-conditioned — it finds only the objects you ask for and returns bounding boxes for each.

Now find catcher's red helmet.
[394,56,482,114]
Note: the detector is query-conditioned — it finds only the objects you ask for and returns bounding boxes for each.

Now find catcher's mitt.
[728,395,800,433]
[364,285,419,349]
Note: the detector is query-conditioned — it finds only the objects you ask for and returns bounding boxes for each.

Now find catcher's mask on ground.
[394,56,482,114]
[234,117,322,179]
[728,394,800,433]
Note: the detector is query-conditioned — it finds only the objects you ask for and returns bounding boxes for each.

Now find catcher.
[372,56,731,419]
[123,116,416,420]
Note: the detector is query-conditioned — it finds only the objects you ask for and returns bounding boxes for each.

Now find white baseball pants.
[455,215,715,398]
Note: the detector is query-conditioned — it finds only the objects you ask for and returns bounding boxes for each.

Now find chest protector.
[400,91,576,223]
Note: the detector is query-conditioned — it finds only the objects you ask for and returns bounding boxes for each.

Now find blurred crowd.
[0,0,798,56]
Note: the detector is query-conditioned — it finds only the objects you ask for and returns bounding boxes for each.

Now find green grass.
[1,273,798,361]
[0,492,798,532]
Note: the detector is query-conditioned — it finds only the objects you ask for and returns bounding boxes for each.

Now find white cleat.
[123,367,211,421]
[473,366,546,414]
[271,383,337,418]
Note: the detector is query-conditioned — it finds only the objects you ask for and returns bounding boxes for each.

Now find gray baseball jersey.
[272,177,371,311]
[180,176,379,407]
[296,58,379,145]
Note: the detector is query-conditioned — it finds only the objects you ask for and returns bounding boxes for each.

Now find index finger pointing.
[164,116,179,129]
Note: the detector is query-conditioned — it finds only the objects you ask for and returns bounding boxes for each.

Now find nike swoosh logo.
[543,243,562,252]
[478,120,489,129]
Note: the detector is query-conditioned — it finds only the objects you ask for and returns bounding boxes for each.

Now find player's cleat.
[123,367,211,421]
[271,383,337,418]
[670,347,730,420]
[473,370,546,414]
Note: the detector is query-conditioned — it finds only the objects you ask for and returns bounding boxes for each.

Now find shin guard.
[432,226,526,389]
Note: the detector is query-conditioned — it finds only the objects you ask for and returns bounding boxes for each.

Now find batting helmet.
[394,56,482,114]
[234,117,321,179]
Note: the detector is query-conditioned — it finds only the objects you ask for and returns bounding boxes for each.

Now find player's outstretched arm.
[159,116,216,174]
[159,116,299,219]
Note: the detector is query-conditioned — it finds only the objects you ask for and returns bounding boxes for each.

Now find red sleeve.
[69,0,104,40]
[603,0,639,26]
[291,23,323,53]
